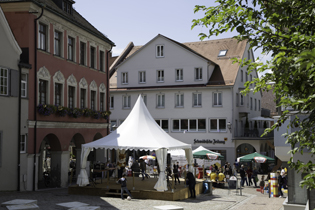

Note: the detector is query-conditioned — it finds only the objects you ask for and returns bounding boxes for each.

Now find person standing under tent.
[173,163,180,184]
[186,171,196,198]
[140,159,149,180]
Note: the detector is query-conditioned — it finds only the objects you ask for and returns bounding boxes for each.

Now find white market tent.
[77,95,193,191]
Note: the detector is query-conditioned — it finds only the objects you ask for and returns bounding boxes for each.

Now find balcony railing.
[234,128,274,138]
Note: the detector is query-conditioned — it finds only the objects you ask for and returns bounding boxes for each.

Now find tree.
[192,0,315,190]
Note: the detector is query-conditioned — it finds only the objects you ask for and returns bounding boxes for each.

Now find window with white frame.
[39,79,47,104]
[155,119,169,132]
[110,96,114,109]
[193,93,202,107]
[80,41,86,65]
[39,23,47,51]
[54,83,62,106]
[122,72,128,84]
[123,95,131,109]
[53,71,65,106]
[100,93,105,111]
[210,119,227,132]
[175,93,184,107]
[0,68,8,96]
[142,94,147,105]
[110,120,117,132]
[246,71,248,82]
[99,83,106,111]
[156,45,164,57]
[250,97,253,110]
[80,88,86,108]
[236,93,239,106]
[175,69,183,81]
[90,81,97,110]
[54,31,62,56]
[90,46,96,69]
[68,36,75,61]
[21,73,27,97]
[195,67,202,80]
[250,74,252,85]
[91,90,96,110]
[157,94,165,108]
[157,70,164,82]
[172,119,206,132]
[139,71,146,83]
[20,134,27,153]
[67,74,77,108]
[255,98,257,111]
[241,70,243,82]
[240,94,244,106]
[258,100,261,111]
[213,92,222,106]
[68,86,75,109]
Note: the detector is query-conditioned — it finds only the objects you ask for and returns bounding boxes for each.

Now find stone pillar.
[50,151,70,188]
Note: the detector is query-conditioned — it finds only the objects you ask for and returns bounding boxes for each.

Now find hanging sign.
[254,156,267,163]
[206,153,219,160]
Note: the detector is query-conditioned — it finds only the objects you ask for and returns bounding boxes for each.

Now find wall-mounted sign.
[194,139,225,144]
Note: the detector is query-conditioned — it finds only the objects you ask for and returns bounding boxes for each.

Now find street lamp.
[227,122,232,132]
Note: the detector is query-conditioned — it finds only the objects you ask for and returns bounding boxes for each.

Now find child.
[259,175,265,194]
[118,174,132,200]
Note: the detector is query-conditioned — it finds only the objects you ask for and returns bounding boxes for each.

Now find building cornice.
[28,120,108,129]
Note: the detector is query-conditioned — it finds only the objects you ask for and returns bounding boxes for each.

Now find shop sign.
[194,139,225,144]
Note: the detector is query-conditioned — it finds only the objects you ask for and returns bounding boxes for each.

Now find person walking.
[173,163,180,184]
[186,171,196,198]
[117,174,132,200]
[259,175,265,194]
[240,165,247,187]
[246,167,253,186]
[277,171,284,198]
[252,167,258,187]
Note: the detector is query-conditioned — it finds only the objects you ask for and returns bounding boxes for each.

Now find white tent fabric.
[154,148,168,191]
[193,146,221,155]
[77,95,192,189]
[76,147,91,186]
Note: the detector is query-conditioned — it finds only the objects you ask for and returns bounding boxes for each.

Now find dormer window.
[218,50,227,57]
[62,0,73,15]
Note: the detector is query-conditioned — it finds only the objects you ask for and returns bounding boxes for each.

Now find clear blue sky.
[74,0,270,73]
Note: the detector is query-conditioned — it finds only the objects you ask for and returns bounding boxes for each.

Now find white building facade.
[109,34,270,164]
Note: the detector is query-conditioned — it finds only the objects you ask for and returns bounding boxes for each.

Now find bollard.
[133,172,135,190]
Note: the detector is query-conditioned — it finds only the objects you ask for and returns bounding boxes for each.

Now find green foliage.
[192,0,315,190]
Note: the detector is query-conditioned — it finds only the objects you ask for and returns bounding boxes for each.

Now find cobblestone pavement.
[0,184,285,210]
